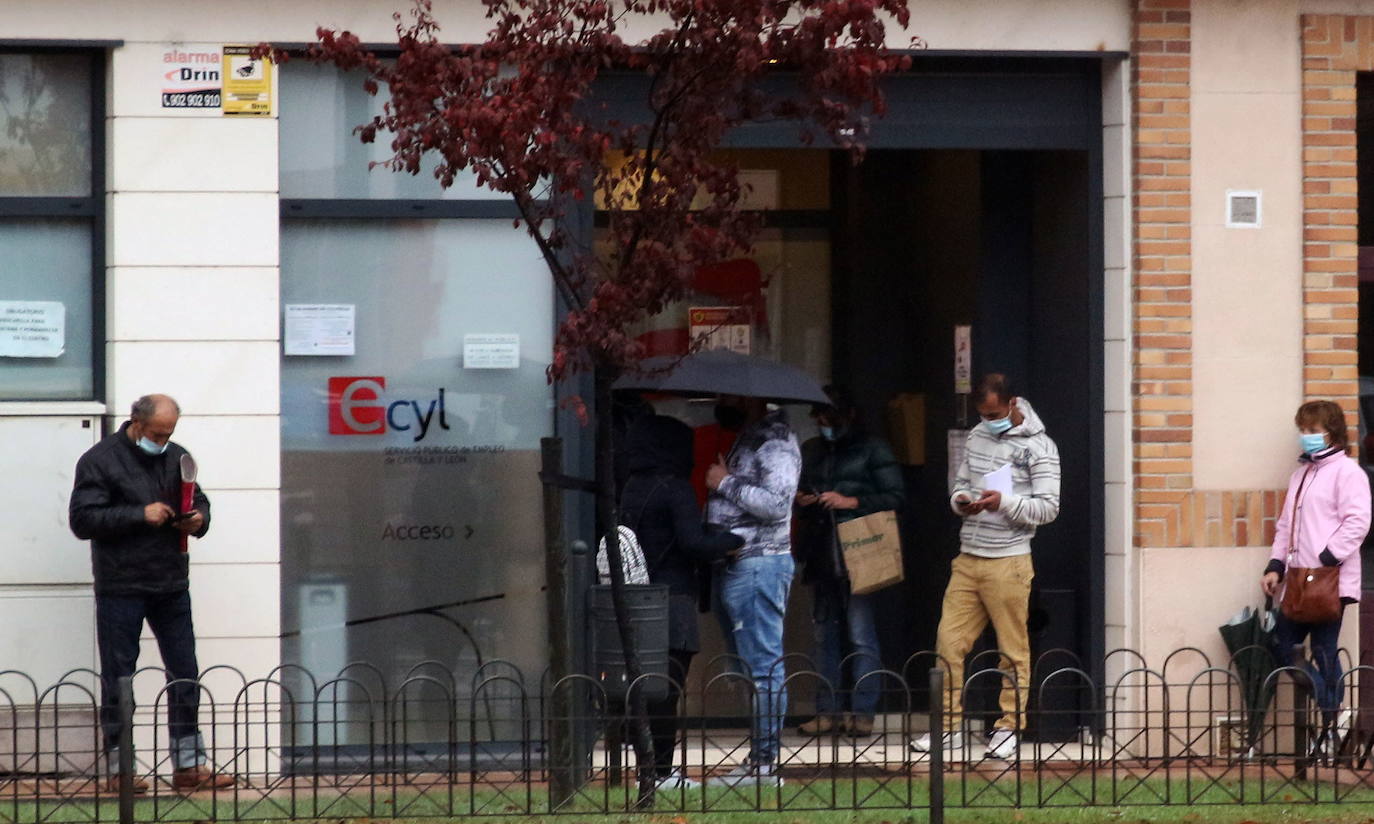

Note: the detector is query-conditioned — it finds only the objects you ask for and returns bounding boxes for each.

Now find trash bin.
[590,584,670,703]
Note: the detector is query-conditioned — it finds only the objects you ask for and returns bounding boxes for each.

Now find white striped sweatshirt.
[949,398,1062,558]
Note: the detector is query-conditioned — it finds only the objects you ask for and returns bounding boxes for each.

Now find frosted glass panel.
[280,64,504,200]
[0,220,94,399]
[280,219,553,744]
[0,54,91,196]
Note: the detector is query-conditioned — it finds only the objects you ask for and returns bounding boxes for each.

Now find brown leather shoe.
[172,765,235,790]
[846,715,875,737]
[104,774,150,794]
[798,715,836,735]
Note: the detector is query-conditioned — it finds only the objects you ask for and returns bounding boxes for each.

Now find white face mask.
[137,436,168,456]
[986,416,1013,435]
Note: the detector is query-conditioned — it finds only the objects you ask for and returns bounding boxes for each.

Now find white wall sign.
[160,46,223,109]
[284,304,355,356]
[0,301,64,358]
[464,334,521,369]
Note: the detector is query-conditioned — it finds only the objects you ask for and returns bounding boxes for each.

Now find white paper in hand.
[983,463,1014,497]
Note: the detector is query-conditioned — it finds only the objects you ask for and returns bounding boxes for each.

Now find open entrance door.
[828,148,1097,738]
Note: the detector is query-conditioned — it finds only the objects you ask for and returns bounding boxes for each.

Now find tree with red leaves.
[262,0,912,803]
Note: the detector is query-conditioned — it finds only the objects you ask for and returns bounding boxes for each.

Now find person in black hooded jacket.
[619,414,743,788]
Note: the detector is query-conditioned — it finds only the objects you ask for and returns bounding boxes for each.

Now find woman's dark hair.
[1295,399,1350,452]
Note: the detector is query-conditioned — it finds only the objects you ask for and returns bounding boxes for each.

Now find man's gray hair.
[130,394,181,422]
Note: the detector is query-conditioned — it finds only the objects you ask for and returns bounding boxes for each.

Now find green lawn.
[8,776,1374,823]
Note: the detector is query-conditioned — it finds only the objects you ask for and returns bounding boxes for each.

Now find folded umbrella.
[612,349,829,405]
[1219,598,1279,754]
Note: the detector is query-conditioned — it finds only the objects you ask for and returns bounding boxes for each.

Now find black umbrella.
[1219,598,1279,755]
[613,349,830,405]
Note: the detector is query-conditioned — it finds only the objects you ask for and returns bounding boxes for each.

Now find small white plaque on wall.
[1226,190,1262,229]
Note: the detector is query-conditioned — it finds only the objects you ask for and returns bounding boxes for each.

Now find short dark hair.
[1295,400,1350,452]
[813,385,857,417]
[976,373,1015,405]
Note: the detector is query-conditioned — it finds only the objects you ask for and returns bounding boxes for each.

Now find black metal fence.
[4,646,1374,823]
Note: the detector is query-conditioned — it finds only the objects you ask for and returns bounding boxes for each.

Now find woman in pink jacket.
[1260,400,1371,743]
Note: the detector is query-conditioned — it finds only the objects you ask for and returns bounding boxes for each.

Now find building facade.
[1,0,1370,736]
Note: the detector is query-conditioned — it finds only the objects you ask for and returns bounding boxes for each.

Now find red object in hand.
[179,454,197,554]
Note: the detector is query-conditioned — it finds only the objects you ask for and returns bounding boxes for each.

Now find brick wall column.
[1132,0,1194,548]
[1301,15,1363,438]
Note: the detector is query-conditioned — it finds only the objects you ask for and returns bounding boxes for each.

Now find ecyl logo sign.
[328,377,451,442]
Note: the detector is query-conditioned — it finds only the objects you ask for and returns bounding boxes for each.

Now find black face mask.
[714,403,747,431]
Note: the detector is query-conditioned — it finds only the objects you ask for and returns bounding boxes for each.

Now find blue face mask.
[1300,432,1328,455]
[819,425,836,441]
[137,436,168,456]
[986,416,1013,435]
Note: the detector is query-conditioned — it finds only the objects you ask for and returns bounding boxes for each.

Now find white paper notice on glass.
[0,301,65,358]
[464,334,521,369]
[284,304,355,356]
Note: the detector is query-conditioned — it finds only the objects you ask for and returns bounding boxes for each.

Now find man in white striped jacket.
[912,374,1061,761]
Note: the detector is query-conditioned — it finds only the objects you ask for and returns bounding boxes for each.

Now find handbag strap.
[1287,464,1315,563]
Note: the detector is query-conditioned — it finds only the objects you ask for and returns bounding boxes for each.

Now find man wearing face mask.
[794,386,905,737]
[703,393,802,786]
[911,373,1060,762]
[69,394,232,792]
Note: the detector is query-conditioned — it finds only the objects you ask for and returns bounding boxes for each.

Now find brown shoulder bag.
[1279,465,1342,624]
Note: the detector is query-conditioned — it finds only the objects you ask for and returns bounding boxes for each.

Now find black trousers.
[96,589,202,764]
[647,650,695,776]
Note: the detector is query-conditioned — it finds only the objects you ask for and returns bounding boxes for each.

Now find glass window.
[0,54,92,197]
[280,63,503,201]
[0,220,94,399]
[279,219,554,744]
[0,51,97,401]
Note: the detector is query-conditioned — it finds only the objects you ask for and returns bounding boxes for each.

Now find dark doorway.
[831,148,1096,736]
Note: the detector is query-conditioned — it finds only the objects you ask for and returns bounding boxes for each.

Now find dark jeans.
[811,579,882,718]
[1274,607,1345,718]
[97,589,205,770]
[647,650,695,776]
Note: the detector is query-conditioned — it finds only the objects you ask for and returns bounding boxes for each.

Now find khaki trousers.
[934,552,1034,732]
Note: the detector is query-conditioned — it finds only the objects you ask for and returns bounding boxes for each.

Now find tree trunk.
[593,365,657,806]
[541,437,579,807]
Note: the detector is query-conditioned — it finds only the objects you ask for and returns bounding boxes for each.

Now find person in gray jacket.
[911,374,1060,761]
[704,394,802,786]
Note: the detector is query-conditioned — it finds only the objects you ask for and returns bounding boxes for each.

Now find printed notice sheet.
[284,304,355,356]
[0,301,64,358]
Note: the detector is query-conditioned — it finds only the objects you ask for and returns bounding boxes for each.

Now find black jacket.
[620,415,741,651]
[796,427,905,581]
[69,422,211,596]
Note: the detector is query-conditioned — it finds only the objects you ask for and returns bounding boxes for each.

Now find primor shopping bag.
[837,511,904,595]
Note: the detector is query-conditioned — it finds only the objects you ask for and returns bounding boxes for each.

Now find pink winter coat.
[1270,450,1372,603]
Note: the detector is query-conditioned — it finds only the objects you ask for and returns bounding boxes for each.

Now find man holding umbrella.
[705,394,802,786]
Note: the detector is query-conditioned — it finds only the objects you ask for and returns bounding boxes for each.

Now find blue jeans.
[97,590,206,770]
[1275,607,1345,718]
[811,580,882,718]
[714,553,794,765]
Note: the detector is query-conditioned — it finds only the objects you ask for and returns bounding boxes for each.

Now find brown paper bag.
[837,511,904,595]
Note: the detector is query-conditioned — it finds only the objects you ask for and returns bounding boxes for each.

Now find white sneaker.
[706,762,783,787]
[910,731,964,753]
[987,729,1019,760]
[654,770,701,791]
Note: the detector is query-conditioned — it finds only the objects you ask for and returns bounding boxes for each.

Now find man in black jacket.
[794,387,904,737]
[69,394,232,792]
